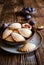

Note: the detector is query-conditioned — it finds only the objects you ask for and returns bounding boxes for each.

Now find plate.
[0,32,42,54]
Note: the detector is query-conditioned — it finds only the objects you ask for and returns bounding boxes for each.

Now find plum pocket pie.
[19,43,36,52]
[11,32,25,42]
[9,23,21,29]
[18,28,32,38]
[2,29,12,39]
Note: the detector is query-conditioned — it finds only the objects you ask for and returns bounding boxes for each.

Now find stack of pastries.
[2,22,36,52]
[19,43,36,52]
[2,23,32,42]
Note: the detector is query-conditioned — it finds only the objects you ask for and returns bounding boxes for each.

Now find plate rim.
[0,31,42,54]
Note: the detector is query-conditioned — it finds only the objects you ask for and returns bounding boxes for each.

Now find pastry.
[11,32,25,42]
[22,23,32,30]
[6,36,14,42]
[18,28,32,38]
[2,29,12,39]
[9,23,21,29]
[19,43,36,52]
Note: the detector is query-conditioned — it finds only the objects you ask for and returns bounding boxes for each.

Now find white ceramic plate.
[0,32,42,54]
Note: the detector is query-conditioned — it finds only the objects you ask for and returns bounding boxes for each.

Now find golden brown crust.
[6,36,14,42]
[19,43,36,52]
[2,28,12,39]
[18,28,32,38]
[8,23,21,29]
[11,32,25,42]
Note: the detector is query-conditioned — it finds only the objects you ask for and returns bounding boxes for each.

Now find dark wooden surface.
[0,0,44,65]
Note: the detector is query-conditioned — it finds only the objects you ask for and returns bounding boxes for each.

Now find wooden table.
[0,1,44,65]
[0,48,42,65]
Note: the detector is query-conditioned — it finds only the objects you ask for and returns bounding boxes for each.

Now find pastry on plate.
[22,23,32,30]
[19,43,36,52]
[9,23,21,29]
[2,29,12,39]
[11,32,25,42]
[6,36,14,42]
[18,28,32,38]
